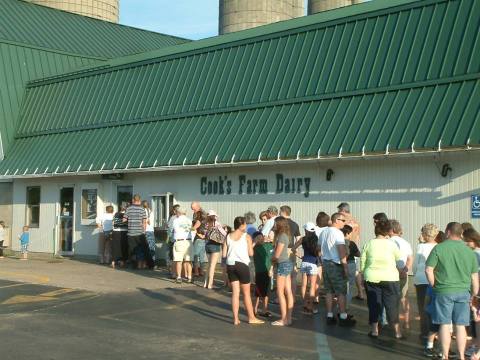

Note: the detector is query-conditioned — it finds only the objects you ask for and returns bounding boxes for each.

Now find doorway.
[59,187,74,254]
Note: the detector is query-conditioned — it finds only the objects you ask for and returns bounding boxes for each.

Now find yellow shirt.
[361,238,400,283]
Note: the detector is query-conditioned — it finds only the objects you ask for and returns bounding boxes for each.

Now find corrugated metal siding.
[3,78,479,176]
[0,42,100,156]
[16,0,480,135]
[0,0,189,59]
[10,152,480,255]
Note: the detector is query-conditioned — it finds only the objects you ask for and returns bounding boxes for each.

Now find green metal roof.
[1,0,479,177]
[0,0,190,157]
[0,0,190,59]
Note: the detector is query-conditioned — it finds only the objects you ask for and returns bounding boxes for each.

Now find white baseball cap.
[303,222,316,232]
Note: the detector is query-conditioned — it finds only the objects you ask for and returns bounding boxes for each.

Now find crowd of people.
[95,196,480,360]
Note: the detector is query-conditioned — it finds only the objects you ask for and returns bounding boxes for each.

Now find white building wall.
[10,151,480,256]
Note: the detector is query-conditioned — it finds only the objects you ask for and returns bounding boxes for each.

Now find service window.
[81,188,98,224]
[117,185,133,210]
[26,186,40,228]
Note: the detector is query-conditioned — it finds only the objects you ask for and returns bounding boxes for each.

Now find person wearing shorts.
[172,207,193,283]
[294,222,319,315]
[223,216,263,326]
[425,222,478,359]
[320,213,355,327]
[253,232,273,317]
[271,217,294,326]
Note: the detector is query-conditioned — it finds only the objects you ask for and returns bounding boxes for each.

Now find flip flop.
[271,320,286,326]
[248,319,265,325]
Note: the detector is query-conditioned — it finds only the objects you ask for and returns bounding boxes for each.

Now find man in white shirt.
[389,220,413,329]
[261,205,278,242]
[319,213,356,327]
[172,207,193,283]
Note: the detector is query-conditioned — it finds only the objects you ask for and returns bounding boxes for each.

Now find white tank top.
[226,232,250,266]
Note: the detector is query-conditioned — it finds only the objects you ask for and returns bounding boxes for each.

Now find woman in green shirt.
[361,220,402,339]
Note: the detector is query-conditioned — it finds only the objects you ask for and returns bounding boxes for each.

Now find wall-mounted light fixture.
[441,163,452,177]
[326,169,334,181]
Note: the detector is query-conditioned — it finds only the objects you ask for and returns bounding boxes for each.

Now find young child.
[18,225,30,260]
[293,223,320,315]
[253,231,273,317]
[0,221,6,259]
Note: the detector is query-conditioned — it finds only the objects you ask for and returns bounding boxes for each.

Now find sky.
[120,0,220,40]
[119,0,312,40]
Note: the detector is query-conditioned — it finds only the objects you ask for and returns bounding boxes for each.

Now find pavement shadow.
[137,287,232,324]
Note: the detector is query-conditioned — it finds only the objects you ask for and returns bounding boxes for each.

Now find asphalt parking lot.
[0,258,430,360]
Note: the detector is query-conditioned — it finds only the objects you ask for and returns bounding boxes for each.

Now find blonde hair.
[421,223,439,240]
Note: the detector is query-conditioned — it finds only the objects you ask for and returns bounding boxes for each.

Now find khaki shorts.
[173,240,193,262]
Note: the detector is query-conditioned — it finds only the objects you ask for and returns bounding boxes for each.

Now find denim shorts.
[300,262,318,276]
[277,261,293,277]
[433,291,471,326]
[193,238,207,264]
[205,242,221,254]
[21,243,29,254]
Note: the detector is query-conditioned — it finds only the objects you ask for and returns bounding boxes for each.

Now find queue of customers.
[97,197,480,359]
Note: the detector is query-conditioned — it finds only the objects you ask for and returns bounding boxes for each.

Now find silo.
[23,0,119,23]
[219,0,305,35]
[308,0,365,14]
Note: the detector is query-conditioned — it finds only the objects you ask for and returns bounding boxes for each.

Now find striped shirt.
[124,204,147,236]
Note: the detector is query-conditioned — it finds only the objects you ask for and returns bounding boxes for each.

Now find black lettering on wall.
[239,175,246,194]
[200,177,207,195]
[276,174,283,193]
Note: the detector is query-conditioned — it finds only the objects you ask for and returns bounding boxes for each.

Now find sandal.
[248,318,265,325]
[271,320,286,326]
[368,331,378,338]
[260,311,272,318]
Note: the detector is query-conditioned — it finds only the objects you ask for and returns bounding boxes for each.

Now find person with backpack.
[293,222,320,315]
[204,210,227,289]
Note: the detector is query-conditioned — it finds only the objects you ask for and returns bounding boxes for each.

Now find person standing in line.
[223,216,264,326]
[361,220,402,338]
[338,202,365,301]
[18,225,30,260]
[172,207,193,283]
[123,194,147,269]
[315,211,330,301]
[245,212,257,237]
[425,222,479,360]
[293,223,320,315]
[271,216,295,326]
[320,213,355,326]
[191,201,207,278]
[253,231,273,317]
[261,206,278,242]
[112,205,128,268]
[167,204,180,278]
[389,220,413,330]
[258,211,268,232]
[413,223,439,340]
[204,210,227,289]
[342,225,361,310]
[96,205,114,267]
[0,221,6,259]
[462,228,480,358]
[279,205,301,304]
[142,200,156,269]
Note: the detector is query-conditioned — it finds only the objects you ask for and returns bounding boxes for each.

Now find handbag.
[208,225,226,244]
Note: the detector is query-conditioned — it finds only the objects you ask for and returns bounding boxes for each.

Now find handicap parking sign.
[473,195,480,218]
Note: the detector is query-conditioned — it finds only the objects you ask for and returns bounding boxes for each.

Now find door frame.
[56,185,75,256]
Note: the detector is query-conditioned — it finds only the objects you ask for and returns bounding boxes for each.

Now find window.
[117,185,133,210]
[26,186,40,228]
[81,189,97,221]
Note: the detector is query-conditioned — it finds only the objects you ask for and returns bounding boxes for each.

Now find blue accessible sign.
[473,195,480,219]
